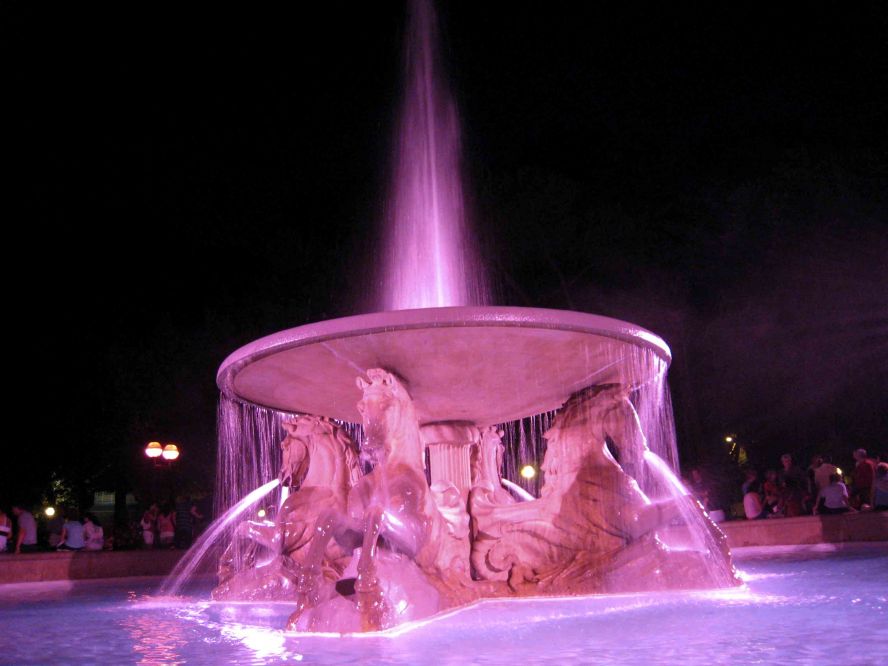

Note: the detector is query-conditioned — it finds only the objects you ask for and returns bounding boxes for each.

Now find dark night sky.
[6,2,887,505]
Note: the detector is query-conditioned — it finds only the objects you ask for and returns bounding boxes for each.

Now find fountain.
[190,0,739,633]
[4,4,885,663]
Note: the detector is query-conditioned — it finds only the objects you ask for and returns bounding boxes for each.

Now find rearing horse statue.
[345,368,472,630]
[213,415,360,602]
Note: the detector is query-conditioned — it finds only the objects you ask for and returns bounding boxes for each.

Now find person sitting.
[0,508,12,553]
[83,513,104,551]
[814,473,852,515]
[743,481,768,519]
[873,463,888,511]
[47,509,65,548]
[763,469,782,515]
[741,468,759,496]
[58,508,86,551]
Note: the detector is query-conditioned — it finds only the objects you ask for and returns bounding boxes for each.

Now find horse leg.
[236,519,279,552]
[284,509,339,631]
[354,505,388,632]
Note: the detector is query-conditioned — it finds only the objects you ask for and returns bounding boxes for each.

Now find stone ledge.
[718,511,888,548]
[0,549,184,584]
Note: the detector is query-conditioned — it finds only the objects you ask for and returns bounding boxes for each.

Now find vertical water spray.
[382,0,488,310]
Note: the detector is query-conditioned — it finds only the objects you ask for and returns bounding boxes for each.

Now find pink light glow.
[382,0,488,310]
[160,478,280,597]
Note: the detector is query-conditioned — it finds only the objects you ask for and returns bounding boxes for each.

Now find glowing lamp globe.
[145,441,163,458]
[162,444,180,461]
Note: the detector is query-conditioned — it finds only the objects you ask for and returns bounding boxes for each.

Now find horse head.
[541,384,628,487]
[356,368,419,467]
[281,415,360,490]
[280,418,312,487]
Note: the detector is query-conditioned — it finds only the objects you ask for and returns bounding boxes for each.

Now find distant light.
[145,441,163,458]
[724,436,733,443]
[520,465,537,480]
[257,508,267,518]
[162,444,180,460]
[836,468,843,476]
[45,507,56,517]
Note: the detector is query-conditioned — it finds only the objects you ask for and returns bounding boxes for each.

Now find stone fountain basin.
[217,306,671,426]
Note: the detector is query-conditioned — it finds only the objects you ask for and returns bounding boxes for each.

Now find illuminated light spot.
[520,465,537,479]
[45,506,56,517]
[257,509,266,518]
[724,436,733,443]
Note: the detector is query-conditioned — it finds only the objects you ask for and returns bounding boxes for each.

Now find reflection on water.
[119,612,189,665]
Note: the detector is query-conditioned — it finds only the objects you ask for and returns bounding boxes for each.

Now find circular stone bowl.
[217,306,671,427]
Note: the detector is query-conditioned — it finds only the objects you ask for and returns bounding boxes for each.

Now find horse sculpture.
[344,368,472,630]
[470,383,737,593]
[215,371,736,631]
[213,415,360,602]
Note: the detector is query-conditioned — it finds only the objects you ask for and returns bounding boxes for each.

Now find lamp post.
[144,441,182,502]
[144,441,181,465]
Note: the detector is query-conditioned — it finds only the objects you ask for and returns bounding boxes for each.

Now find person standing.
[851,448,876,508]
[157,504,176,547]
[778,454,807,516]
[141,503,159,547]
[812,455,839,494]
[11,505,38,554]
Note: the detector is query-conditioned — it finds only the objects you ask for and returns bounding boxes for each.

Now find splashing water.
[382,0,488,310]
[161,479,280,597]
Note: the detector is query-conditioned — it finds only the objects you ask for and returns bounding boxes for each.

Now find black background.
[6,1,887,507]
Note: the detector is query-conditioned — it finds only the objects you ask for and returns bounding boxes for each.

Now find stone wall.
[718,511,888,548]
[0,549,184,584]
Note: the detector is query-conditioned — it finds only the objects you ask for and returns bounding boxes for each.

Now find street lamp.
[145,441,163,458]
[145,441,181,461]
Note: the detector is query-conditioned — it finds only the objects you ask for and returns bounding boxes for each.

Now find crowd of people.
[139,497,204,549]
[0,494,207,554]
[736,448,887,520]
[0,505,105,554]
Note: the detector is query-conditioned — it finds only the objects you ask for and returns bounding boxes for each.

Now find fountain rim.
[216,306,671,407]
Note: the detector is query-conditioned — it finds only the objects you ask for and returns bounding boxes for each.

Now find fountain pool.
[1,544,885,664]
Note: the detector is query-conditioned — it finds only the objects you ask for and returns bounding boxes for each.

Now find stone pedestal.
[421,423,478,499]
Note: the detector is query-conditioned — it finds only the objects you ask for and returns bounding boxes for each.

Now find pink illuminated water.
[382,0,488,310]
[161,478,280,597]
